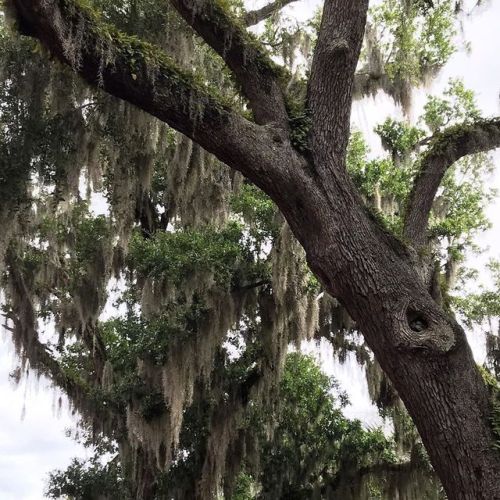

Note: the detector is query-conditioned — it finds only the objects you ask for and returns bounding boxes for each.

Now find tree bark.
[168,0,289,127]
[265,148,500,497]
[8,0,500,498]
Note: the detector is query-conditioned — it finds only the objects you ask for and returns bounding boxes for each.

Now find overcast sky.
[1,1,500,498]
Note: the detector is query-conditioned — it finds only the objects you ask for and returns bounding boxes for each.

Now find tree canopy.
[2,0,500,498]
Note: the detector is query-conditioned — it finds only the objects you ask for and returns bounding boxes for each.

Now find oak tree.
[3,0,500,498]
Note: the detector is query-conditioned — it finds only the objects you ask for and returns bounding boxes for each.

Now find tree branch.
[308,0,369,165]
[244,0,299,26]
[15,324,82,401]
[168,0,289,126]
[3,255,108,419]
[9,0,291,193]
[403,118,500,247]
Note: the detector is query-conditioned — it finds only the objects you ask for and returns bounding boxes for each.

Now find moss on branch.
[92,1,234,101]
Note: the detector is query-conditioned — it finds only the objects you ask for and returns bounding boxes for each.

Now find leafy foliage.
[46,456,129,500]
[0,0,497,498]
[100,303,209,369]
[422,79,481,132]
[375,118,424,159]
[128,223,246,288]
[231,182,279,243]
[255,353,396,499]
[48,353,398,500]
[370,0,455,85]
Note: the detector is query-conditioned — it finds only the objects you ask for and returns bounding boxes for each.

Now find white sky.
[1,1,500,497]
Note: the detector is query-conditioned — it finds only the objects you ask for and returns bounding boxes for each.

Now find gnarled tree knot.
[398,304,456,353]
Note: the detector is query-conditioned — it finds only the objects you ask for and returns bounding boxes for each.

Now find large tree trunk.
[326,254,500,499]
[281,161,500,499]
[9,0,500,498]
[387,332,500,499]
[293,1,500,494]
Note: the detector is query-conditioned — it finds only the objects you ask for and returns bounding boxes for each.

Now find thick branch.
[9,0,291,194]
[308,0,369,164]
[404,118,500,246]
[244,0,298,26]
[168,0,289,126]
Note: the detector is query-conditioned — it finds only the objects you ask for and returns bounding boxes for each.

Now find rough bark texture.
[8,0,500,498]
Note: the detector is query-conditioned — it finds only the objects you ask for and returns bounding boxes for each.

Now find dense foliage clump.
[0,0,498,498]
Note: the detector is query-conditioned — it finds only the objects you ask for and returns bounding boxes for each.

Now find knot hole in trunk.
[407,307,428,333]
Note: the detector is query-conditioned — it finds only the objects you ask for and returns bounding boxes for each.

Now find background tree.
[1,0,500,498]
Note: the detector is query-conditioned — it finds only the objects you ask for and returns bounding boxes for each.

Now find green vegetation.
[48,353,398,500]
[0,0,498,498]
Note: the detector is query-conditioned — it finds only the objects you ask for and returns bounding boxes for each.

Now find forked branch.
[404,118,500,247]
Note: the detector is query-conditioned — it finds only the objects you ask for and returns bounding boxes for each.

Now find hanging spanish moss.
[0,1,490,498]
